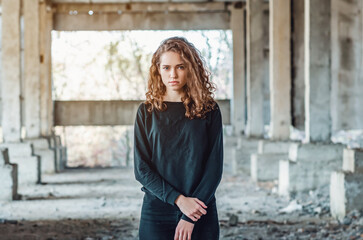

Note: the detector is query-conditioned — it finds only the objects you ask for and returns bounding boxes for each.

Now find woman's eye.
[163,67,169,70]
[178,66,185,69]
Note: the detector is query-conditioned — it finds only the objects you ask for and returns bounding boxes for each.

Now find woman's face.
[158,51,187,94]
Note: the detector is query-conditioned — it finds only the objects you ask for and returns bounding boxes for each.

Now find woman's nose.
[170,68,177,78]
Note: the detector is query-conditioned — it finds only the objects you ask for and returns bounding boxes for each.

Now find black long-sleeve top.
[133,101,224,224]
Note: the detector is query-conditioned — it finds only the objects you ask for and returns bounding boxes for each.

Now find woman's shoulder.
[136,102,151,118]
[203,101,221,123]
[208,101,221,115]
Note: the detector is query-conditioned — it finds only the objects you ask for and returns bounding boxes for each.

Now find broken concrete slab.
[257,140,291,154]
[24,138,49,149]
[24,138,56,174]
[54,135,67,172]
[288,142,344,163]
[232,137,259,175]
[36,149,55,174]
[0,142,41,185]
[0,142,33,158]
[11,156,41,185]
[279,143,344,196]
[330,171,363,220]
[342,148,363,173]
[251,153,286,182]
[0,148,18,201]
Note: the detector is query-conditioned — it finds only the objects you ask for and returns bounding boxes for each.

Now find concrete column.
[330,172,363,220]
[269,0,291,140]
[343,148,363,173]
[330,148,363,220]
[0,148,18,201]
[291,0,305,130]
[0,15,2,128]
[331,0,363,131]
[1,0,21,142]
[231,6,246,136]
[246,0,264,138]
[24,0,41,138]
[39,1,54,136]
[304,0,332,142]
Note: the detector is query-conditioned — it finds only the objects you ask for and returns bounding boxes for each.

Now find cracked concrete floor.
[0,167,361,240]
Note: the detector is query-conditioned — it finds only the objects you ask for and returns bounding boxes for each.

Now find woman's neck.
[163,91,185,102]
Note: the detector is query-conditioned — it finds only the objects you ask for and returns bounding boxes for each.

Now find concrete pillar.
[330,148,363,220]
[246,0,264,138]
[0,148,18,201]
[1,0,21,142]
[291,0,305,130]
[330,172,363,220]
[231,5,246,136]
[343,148,363,173]
[304,0,332,142]
[269,0,291,140]
[24,0,41,138]
[0,15,2,128]
[39,1,54,136]
[331,0,363,131]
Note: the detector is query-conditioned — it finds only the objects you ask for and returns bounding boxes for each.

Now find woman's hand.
[174,219,194,240]
[175,195,207,222]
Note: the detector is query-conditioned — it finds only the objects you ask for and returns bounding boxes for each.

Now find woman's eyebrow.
[161,63,184,66]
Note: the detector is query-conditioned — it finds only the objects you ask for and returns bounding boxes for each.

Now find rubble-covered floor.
[0,167,362,240]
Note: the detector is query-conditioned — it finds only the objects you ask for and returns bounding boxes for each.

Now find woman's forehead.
[159,51,185,64]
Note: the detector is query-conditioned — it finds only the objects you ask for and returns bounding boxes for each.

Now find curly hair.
[145,36,217,119]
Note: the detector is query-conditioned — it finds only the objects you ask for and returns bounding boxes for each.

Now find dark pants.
[139,192,220,240]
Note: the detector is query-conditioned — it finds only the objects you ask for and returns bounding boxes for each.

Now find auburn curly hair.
[145,36,217,119]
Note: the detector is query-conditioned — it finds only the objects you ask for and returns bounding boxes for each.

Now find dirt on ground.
[0,216,362,240]
[0,167,362,240]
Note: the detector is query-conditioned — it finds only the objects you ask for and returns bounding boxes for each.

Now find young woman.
[133,36,224,240]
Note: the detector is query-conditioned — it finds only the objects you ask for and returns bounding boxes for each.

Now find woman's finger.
[181,231,186,240]
[187,231,191,240]
[199,207,207,215]
[195,198,207,208]
[188,213,197,222]
[174,229,179,240]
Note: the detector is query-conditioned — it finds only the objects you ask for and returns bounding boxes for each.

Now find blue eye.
[178,66,185,69]
[163,66,169,70]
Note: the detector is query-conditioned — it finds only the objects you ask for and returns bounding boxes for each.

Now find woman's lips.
[169,81,179,85]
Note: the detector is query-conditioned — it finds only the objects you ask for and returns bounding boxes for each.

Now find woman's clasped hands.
[174,195,208,240]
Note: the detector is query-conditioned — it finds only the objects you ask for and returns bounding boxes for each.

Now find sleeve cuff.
[181,214,195,224]
[165,189,182,206]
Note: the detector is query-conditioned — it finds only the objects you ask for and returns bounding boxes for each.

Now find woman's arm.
[180,104,224,223]
[134,103,182,206]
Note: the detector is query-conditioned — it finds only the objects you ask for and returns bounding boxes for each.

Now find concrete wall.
[331,0,363,131]
[54,99,231,126]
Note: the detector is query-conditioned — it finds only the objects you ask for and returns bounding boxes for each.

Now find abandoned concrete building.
[0,0,362,239]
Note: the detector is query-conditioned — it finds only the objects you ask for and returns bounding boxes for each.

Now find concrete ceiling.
[51,0,242,3]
